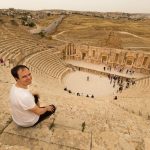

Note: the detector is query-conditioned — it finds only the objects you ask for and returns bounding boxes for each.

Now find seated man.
[10,65,56,127]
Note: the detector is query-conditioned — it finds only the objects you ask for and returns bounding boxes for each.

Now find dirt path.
[52,31,68,43]
[118,31,144,39]
[29,25,42,34]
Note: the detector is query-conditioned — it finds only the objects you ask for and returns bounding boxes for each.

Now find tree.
[28,22,36,27]
[39,31,45,37]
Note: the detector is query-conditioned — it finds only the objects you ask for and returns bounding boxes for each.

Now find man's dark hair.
[11,65,29,79]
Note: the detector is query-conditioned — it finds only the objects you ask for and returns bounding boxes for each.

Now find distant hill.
[0,8,150,51]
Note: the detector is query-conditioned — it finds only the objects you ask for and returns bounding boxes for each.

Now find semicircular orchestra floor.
[63,60,145,98]
[63,71,117,97]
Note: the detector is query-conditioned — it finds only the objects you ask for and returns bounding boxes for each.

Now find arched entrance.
[82,53,86,60]
[102,56,107,63]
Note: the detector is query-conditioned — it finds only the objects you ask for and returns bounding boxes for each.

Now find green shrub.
[39,31,45,37]
[28,22,36,27]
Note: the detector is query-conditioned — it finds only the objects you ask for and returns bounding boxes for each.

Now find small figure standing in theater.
[77,92,80,96]
[86,94,89,97]
[87,76,89,81]
[113,91,117,100]
[64,87,67,91]
[91,95,94,98]
[9,65,56,127]
[0,58,5,66]
[103,66,106,71]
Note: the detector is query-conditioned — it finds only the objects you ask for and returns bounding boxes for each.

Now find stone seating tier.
[112,77,150,122]
[119,77,150,98]
[1,64,150,149]
[26,51,69,79]
[0,22,150,149]
[0,25,55,65]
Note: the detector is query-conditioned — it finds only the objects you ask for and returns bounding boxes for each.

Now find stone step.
[0,117,91,150]
[0,142,30,150]
[0,112,12,134]
[144,138,150,150]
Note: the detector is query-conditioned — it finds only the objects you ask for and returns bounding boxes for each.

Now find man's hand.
[45,105,56,113]
[29,104,56,115]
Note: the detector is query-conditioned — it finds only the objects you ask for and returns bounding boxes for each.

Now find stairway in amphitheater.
[0,24,150,150]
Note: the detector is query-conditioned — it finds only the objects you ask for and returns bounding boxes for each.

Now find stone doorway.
[126,59,132,66]
[82,53,86,60]
[102,56,107,63]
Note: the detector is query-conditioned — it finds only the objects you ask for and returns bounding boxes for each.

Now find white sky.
[0,0,150,13]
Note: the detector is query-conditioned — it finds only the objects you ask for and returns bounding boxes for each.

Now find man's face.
[16,68,32,86]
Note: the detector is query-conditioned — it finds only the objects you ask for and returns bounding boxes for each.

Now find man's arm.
[29,105,54,116]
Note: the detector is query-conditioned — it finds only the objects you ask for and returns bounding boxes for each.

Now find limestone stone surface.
[0,142,30,150]
[144,138,150,150]
[50,127,91,150]
[0,113,12,134]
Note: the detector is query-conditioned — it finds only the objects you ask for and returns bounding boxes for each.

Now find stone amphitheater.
[0,9,150,150]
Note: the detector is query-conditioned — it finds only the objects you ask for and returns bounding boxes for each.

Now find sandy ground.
[63,71,118,97]
[63,60,146,98]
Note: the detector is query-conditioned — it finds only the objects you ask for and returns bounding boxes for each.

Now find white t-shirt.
[9,84,39,127]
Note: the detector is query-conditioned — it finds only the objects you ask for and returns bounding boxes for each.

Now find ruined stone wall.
[62,43,150,74]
